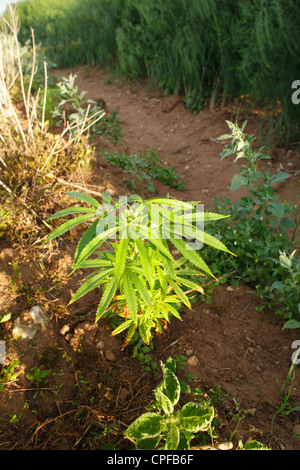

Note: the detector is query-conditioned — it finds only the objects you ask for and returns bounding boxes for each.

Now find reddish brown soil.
[0,65,299,450]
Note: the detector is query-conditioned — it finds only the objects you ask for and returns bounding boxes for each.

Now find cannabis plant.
[45,192,231,346]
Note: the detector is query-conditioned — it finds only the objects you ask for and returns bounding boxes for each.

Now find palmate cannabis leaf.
[44,192,232,346]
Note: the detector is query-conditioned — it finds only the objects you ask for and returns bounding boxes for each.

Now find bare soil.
[0,65,299,450]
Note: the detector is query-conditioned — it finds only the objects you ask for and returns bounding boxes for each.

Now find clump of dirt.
[0,65,299,450]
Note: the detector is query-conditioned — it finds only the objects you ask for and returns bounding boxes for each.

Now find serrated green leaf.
[127,270,153,309]
[67,191,101,208]
[47,206,96,220]
[72,226,117,270]
[138,321,151,345]
[123,322,138,347]
[135,436,161,450]
[175,276,204,294]
[164,303,182,320]
[169,236,214,277]
[45,213,94,243]
[111,319,134,336]
[70,268,114,304]
[114,236,129,285]
[79,258,113,268]
[270,172,290,183]
[169,279,191,308]
[156,265,167,295]
[180,402,214,433]
[135,238,154,288]
[95,277,116,321]
[123,270,138,321]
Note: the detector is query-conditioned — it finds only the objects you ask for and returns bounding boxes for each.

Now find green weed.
[103,148,184,193]
[200,121,300,328]
[44,191,231,346]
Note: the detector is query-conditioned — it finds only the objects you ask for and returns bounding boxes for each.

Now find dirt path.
[58,66,300,450]
[0,65,299,450]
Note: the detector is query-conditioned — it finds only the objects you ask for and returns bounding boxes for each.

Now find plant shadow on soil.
[0,65,300,450]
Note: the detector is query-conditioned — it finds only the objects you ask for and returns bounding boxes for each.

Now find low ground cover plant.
[103,148,184,193]
[124,357,215,450]
[124,357,270,450]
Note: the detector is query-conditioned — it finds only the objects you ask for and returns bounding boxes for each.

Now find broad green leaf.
[279,216,296,230]
[169,279,191,308]
[135,238,154,288]
[114,237,129,285]
[45,213,94,243]
[164,425,180,450]
[242,440,270,450]
[177,430,194,450]
[123,270,138,321]
[283,319,300,330]
[165,357,177,373]
[270,172,290,183]
[70,268,114,304]
[154,387,174,415]
[125,412,163,441]
[158,365,181,407]
[135,436,161,450]
[47,206,96,220]
[180,402,214,433]
[96,277,116,321]
[230,173,247,191]
[169,236,214,277]
[268,201,285,219]
[67,191,101,208]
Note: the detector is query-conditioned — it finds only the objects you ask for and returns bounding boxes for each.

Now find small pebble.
[105,349,116,362]
[60,325,70,336]
[248,347,255,354]
[185,349,193,357]
[187,355,198,367]
[96,340,105,350]
[226,286,234,292]
[118,387,130,404]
